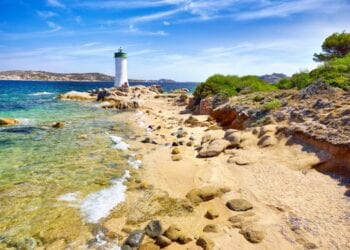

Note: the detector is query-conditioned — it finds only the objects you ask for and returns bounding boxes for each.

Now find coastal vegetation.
[194,31,350,102]
[193,75,276,100]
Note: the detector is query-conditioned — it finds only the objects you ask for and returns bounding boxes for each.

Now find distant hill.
[259,73,288,83]
[0,70,180,83]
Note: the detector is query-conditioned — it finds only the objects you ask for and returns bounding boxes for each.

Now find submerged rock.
[226,199,253,211]
[155,235,172,248]
[52,122,64,128]
[0,118,18,126]
[57,91,96,100]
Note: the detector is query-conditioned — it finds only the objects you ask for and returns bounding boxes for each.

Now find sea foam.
[110,135,129,150]
[80,171,130,223]
[28,91,55,96]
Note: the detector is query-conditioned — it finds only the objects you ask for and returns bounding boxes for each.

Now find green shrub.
[263,99,282,110]
[276,78,293,89]
[193,74,276,100]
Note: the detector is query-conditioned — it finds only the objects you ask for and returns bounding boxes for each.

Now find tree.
[313,31,350,62]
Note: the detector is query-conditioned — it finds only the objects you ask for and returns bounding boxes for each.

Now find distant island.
[0,70,179,84]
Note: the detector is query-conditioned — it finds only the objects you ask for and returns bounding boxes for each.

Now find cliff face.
[0,70,114,81]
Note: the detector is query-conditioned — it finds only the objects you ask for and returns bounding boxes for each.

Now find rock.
[273,111,286,122]
[16,237,37,250]
[77,134,88,140]
[186,141,193,147]
[298,81,335,99]
[199,139,230,157]
[290,111,305,122]
[0,118,18,126]
[201,134,213,144]
[139,242,160,250]
[228,211,256,228]
[141,138,151,143]
[313,99,331,109]
[171,155,182,161]
[164,225,192,244]
[196,235,214,250]
[145,220,163,238]
[226,199,253,211]
[57,91,96,100]
[52,122,64,128]
[184,116,201,127]
[239,225,264,243]
[171,147,180,155]
[203,224,218,233]
[121,245,133,250]
[257,135,274,147]
[234,159,249,166]
[224,129,241,147]
[155,235,172,248]
[304,242,318,249]
[227,156,236,164]
[205,209,219,220]
[186,186,231,203]
[199,97,213,115]
[123,230,145,248]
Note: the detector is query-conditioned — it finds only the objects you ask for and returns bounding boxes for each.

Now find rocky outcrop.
[199,139,231,157]
[0,118,19,126]
[57,91,96,100]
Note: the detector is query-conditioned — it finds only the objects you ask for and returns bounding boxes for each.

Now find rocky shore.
[2,83,349,249]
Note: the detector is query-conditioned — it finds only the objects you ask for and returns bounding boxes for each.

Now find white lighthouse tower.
[114,48,129,87]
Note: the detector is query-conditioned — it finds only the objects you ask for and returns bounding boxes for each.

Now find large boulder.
[0,118,19,126]
[186,186,231,203]
[199,139,230,157]
[57,91,96,100]
[199,97,213,115]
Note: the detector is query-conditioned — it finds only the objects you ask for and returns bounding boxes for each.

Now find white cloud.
[127,8,182,24]
[46,21,62,31]
[36,10,56,19]
[47,0,65,8]
[126,24,168,36]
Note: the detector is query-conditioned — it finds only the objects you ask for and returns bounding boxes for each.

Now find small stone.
[239,225,264,243]
[141,138,151,143]
[226,199,253,211]
[196,235,214,250]
[304,242,318,249]
[164,225,192,244]
[52,122,64,128]
[186,141,193,146]
[77,134,88,140]
[205,209,219,220]
[172,141,179,147]
[139,242,160,250]
[145,220,163,238]
[171,147,180,154]
[186,186,231,203]
[257,135,274,147]
[203,224,218,233]
[123,230,145,247]
[155,236,172,248]
[235,159,249,166]
[171,155,182,161]
[228,211,256,229]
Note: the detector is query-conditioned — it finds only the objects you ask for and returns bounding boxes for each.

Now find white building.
[114,48,128,87]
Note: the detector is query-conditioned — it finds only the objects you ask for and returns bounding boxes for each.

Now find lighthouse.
[114,48,128,87]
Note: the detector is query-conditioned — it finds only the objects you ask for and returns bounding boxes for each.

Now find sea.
[0,80,197,249]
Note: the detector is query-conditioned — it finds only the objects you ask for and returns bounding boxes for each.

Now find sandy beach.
[92,86,350,250]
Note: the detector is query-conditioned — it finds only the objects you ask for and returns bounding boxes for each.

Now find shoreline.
[1,84,349,249]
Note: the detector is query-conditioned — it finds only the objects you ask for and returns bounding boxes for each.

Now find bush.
[193,74,276,100]
[263,99,282,110]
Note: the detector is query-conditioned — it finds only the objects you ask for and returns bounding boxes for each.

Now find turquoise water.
[0,80,197,249]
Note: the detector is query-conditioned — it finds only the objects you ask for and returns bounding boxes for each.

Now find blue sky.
[0,0,349,81]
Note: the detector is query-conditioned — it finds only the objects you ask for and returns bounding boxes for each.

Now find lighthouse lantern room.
[114,48,128,87]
